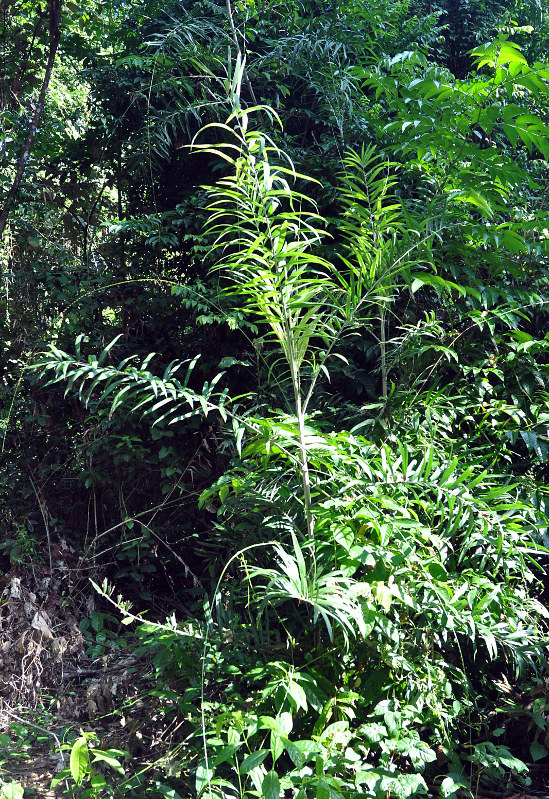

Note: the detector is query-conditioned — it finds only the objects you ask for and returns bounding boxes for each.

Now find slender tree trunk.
[0,0,63,241]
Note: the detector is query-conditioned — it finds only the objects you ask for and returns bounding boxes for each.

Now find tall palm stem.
[292,365,314,539]
[380,304,388,400]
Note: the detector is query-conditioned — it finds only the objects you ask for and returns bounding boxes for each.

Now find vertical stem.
[276,248,314,538]
[225,0,257,104]
[297,396,314,539]
[380,304,388,400]
[290,355,314,539]
[231,117,313,537]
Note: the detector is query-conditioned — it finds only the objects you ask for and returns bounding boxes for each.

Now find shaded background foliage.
[1,0,548,588]
[2,0,549,794]
[0,0,548,576]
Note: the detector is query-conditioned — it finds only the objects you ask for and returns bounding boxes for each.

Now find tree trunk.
[0,0,63,241]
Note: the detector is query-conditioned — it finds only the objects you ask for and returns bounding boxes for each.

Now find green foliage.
[246,530,369,643]
[4,0,549,797]
[34,335,229,427]
[0,783,24,799]
[79,611,126,657]
[52,733,127,797]
[36,92,549,799]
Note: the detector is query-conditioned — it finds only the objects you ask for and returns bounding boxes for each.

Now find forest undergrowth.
[2,0,549,797]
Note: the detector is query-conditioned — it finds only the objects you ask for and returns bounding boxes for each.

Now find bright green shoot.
[192,95,333,537]
[192,63,428,536]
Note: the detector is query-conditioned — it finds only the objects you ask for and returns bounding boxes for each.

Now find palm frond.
[246,531,368,644]
[33,336,229,426]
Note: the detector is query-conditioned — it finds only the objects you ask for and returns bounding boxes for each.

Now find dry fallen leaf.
[31,610,54,640]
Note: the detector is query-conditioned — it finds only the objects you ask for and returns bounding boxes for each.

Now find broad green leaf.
[262,770,280,799]
[360,723,388,745]
[287,679,308,712]
[451,189,494,218]
[0,784,24,799]
[520,430,539,453]
[70,737,90,786]
[379,772,427,798]
[195,761,213,795]
[50,768,72,789]
[428,562,448,581]
[315,777,344,798]
[318,720,350,746]
[282,737,320,769]
[440,773,471,798]
[239,749,269,773]
[530,741,548,762]
[271,729,284,764]
[90,749,126,775]
[212,743,242,767]
[258,715,289,735]
[411,273,467,296]
[395,737,436,768]
[496,41,527,66]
